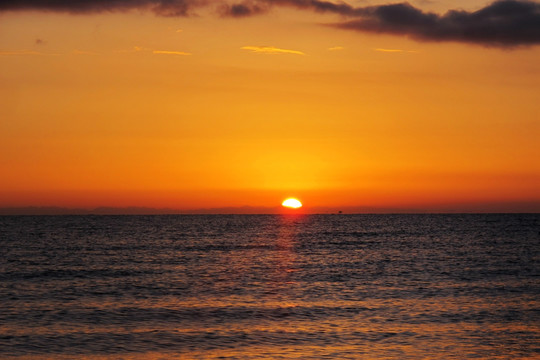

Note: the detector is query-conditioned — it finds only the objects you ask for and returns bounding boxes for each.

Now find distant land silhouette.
[0,202,538,215]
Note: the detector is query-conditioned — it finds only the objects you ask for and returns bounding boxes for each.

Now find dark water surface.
[1,214,539,359]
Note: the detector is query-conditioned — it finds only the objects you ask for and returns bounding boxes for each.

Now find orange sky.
[1,0,539,212]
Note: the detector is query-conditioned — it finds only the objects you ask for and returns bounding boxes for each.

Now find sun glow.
[282,198,302,209]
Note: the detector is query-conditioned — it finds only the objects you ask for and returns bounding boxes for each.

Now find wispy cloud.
[118,47,191,55]
[375,48,405,53]
[328,46,344,51]
[0,49,99,56]
[0,50,49,56]
[72,49,99,55]
[153,50,192,56]
[241,46,305,55]
[375,48,418,53]
[222,0,361,17]
[0,0,205,16]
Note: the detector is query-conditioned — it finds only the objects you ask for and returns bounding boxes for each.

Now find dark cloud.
[0,0,206,16]
[222,0,540,46]
[0,0,363,17]
[219,1,269,17]
[333,0,540,46]
[269,0,360,15]
[220,0,362,17]
[2,0,539,46]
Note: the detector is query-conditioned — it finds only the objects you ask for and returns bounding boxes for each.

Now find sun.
[282,198,302,209]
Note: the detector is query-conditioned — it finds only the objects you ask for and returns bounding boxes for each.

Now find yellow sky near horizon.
[1,3,539,211]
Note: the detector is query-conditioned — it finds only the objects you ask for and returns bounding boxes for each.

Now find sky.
[0,0,539,213]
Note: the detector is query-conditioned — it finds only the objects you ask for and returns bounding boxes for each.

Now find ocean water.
[0,214,539,359]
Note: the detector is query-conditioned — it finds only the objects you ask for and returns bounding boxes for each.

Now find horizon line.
[0,204,538,215]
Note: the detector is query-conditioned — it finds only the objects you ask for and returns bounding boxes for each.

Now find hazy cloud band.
[0,0,207,16]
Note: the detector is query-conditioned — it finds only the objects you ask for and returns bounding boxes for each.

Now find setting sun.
[282,198,303,209]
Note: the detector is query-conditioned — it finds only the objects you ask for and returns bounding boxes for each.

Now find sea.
[0,214,539,359]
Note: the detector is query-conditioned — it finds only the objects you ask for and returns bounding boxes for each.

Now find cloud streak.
[375,48,405,53]
[0,50,54,56]
[241,45,305,55]
[0,0,206,16]
[224,0,362,17]
[1,0,539,47]
[153,50,192,55]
